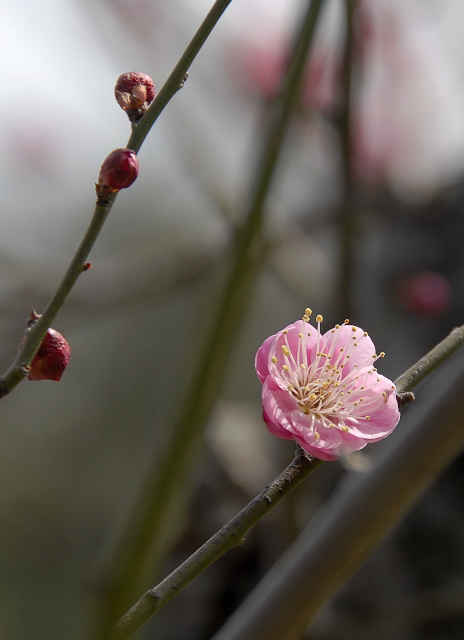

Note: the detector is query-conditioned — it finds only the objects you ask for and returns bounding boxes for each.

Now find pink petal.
[262,379,297,440]
[255,334,276,383]
[322,324,377,374]
[269,320,318,389]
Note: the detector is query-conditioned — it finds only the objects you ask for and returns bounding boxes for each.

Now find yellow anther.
[281,345,290,356]
[316,314,323,323]
[283,330,288,335]
[340,347,344,352]
[341,426,349,433]
[335,324,340,329]
[354,401,358,406]
[299,333,303,338]
[302,315,310,322]
[305,308,312,317]
[282,365,289,372]
[364,332,368,337]
[352,327,357,333]
[300,364,306,369]
[271,356,277,364]
[288,384,294,391]
[365,416,370,421]
[309,394,317,401]
[380,352,385,357]
[314,432,320,441]
[344,319,349,324]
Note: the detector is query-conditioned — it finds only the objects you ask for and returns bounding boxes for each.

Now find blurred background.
[2,0,464,638]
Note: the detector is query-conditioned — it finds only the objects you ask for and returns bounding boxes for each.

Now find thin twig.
[209,334,464,640]
[111,451,324,640]
[0,199,116,398]
[110,323,464,640]
[395,324,464,393]
[0,0,235,400]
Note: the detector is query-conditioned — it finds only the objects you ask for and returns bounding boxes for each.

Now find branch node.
[397,391,416,408]
[147,589,160,602]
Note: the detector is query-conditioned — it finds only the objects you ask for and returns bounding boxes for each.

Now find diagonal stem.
[111,450,324,640]
[111,323,464,640]
[0,0,235,401]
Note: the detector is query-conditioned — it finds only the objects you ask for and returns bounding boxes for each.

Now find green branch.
[127,0,234,154]
[0,0,235,401]
[111,322,464,640]
[0,197,116,399]
[395,325,464,393]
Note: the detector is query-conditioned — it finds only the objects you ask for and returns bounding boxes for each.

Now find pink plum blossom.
[255,310,400,461]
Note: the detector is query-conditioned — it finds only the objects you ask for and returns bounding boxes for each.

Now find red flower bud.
[115,72,155,122]
[96,148,139,203]
[20,328,71,382]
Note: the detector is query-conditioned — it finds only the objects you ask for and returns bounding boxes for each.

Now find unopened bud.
[19,328,71,382]
[96,148,139,204]
[115,72,155,122]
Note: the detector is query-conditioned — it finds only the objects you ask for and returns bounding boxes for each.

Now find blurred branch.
[0,0,235,400]
[111,322,464,639]
[337,0,356,319]
[91,0,326,635]
[311,580,464,639]
[111,450,324,640]
[209,327,464,640]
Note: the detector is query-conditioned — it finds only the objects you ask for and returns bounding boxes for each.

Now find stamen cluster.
[255,310,400,460]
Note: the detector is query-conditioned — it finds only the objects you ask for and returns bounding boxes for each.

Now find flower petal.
[255,334,276,383]
[322,324,377,374]
[262,378,297,440]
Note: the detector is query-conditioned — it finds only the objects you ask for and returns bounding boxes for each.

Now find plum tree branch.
[110,323,464,640]
[0,0,235,400]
